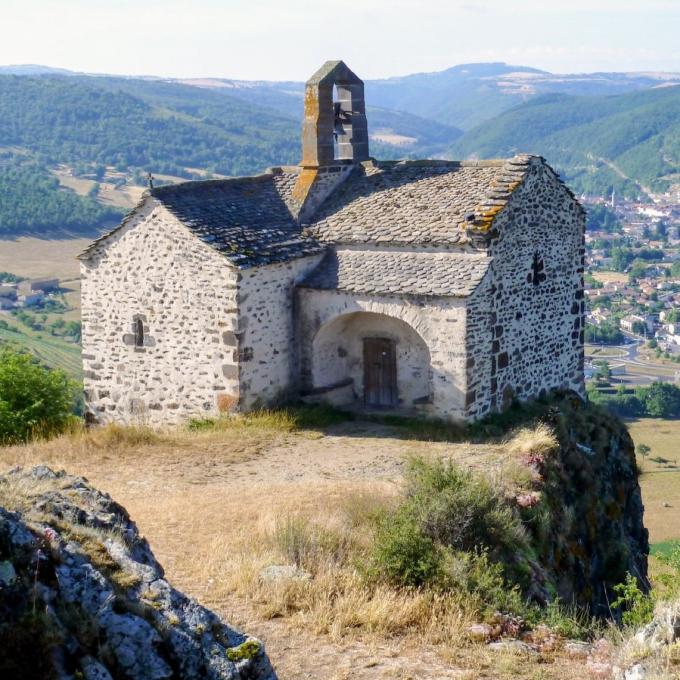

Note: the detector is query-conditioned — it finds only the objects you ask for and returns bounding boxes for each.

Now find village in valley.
[582,188,680,389]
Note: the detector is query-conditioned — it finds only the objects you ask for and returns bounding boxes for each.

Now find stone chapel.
[79,60,586,425]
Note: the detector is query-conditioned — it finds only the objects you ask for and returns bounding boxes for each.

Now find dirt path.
[2,422,581,678]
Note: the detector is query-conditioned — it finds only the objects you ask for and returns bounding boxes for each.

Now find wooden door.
[363,338,397,408]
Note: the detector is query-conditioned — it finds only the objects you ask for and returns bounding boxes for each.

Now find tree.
[612,247,633,272]
[586,204,622,233]
[631,321,647,336]
[637,382,680,419]
[636,443,651,461]
[656,221,668,241]
[0,348,77,444]
[585,322,624,344]
[629,260,648,282]
[595,360,612,383]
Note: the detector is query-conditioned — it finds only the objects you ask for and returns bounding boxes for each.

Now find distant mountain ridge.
[450,86,680,199]
[0,61,678,235]
[3,61,680,130]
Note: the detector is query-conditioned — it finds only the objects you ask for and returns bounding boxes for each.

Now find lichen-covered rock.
[0,466,276,680]
[612,602,680,679]
[514,395,649,617]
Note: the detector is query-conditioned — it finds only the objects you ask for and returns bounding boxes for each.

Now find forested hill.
[0,75,300,178]
[449,86,680,199]
[0,74,460,235]
[0,67,679,236]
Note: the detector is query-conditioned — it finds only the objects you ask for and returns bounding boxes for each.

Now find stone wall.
[465,162,585,419]
[236,255,323,410]
[81,200,241,425]
[297,289,468,419]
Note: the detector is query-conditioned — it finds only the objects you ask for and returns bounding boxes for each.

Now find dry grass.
[189,486,477,645]
[506,423,559,459]
[0,415,661,678]
[0,415,297,488]
[628,419,680,544]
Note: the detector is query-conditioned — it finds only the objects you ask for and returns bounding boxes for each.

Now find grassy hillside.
[450,87,680,198]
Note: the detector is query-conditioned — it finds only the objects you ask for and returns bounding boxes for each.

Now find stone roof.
[79,168,325,268]
[148,169,325,268]
[80,155,573,269]
[304,157,535,246]
[299,249,491,297]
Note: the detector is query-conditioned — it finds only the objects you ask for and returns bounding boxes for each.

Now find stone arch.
[309,311,432,409]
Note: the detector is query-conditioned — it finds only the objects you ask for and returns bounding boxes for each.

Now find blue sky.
[1,0,678,79]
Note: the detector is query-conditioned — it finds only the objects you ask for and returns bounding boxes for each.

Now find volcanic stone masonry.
[79,60,585,426]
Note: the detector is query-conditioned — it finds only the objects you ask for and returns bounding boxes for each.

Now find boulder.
[0,466,276,680]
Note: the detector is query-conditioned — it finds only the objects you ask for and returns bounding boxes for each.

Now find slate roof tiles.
[305,160,514,246]
[300,249,491,298]
[80,156,550,271]
[148,170,325,267]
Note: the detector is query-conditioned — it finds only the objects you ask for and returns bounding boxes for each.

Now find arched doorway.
[310,311,432,410]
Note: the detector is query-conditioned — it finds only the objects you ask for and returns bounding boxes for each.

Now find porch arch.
[309,311,432,408]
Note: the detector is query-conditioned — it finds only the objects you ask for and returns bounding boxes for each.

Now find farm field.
[591,271,628,285]
[627,418,680,545]
[0,310,81,378]
[0,235,95,279]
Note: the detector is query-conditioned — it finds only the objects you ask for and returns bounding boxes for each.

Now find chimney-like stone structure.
[292,60,369,221]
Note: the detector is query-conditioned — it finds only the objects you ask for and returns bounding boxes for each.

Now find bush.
[403,457,529,559]
[611,573,654,627]
[371,511,443,587]
[369,457,530,597]
[636,382,680,418]
[0,348,77,444]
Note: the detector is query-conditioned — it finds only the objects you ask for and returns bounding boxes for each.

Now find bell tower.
[292,60,369,219]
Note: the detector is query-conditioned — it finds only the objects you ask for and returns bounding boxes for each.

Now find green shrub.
[371,510,443,587]
[440,549,525,616]
[403,457,529,561]
[0,348,77,444]
[369,457,530,608]
[611,573,654,627]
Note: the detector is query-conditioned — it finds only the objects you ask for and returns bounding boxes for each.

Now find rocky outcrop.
[515,395,649,617]
[614,602,680,679]
[0,466,276,680]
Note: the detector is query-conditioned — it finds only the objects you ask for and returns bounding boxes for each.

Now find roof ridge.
[373,155,543,170]
[147,167,290,198]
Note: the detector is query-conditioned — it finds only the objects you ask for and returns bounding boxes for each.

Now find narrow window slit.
[134,318,144,347]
